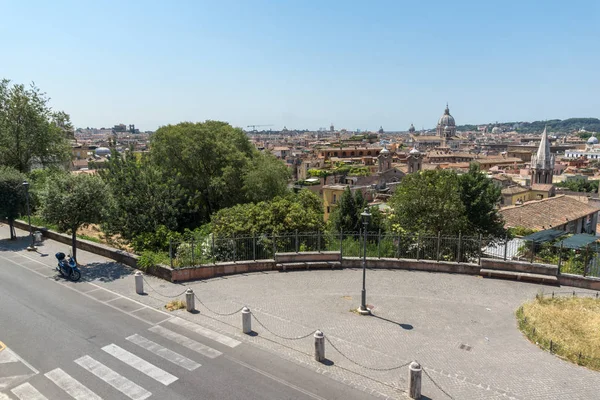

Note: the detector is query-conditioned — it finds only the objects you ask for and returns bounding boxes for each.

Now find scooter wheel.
[70,270,81,282]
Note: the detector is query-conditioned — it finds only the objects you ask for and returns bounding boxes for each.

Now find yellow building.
[322,185,348,221]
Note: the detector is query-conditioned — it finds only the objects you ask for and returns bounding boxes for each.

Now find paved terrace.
[2,225,599,400]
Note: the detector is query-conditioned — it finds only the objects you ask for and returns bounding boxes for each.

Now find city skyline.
[2,0,599,131]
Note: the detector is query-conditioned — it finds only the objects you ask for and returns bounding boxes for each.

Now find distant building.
[530,127,555,185]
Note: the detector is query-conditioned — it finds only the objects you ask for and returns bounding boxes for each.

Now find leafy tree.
[458,164,505,237]
[555,179,598,193]
[41,173,109,261]
[0,79,71,172]
[243,152,290,203]
[211,190,325,237]
[0,166,27,239]
[150,121,288,227]
[100,148,183,241]
[388,170,468,235]
[329,187,385,233]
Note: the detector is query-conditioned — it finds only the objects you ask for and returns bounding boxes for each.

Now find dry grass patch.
[517,294,600,370]
[165,300,186,311]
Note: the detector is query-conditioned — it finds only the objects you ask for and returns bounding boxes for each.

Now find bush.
[132,225,183,253]
[137,250,170,271]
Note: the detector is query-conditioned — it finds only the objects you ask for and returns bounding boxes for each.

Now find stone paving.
[2,226,600,399]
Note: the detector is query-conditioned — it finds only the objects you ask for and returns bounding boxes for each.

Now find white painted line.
[11,382,49,400]
[126,334,201,371]
[131,306,148,313]
[0,392,12,400]
[74,355,151,400]
[5,348,39,374]
[45,368,102,400]
[148,325,222,359]
[169,317,241,348]
[102,344,178,386]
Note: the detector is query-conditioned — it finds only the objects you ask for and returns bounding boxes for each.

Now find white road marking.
[148,325,222,359]
[11,382,48,400]
[102,344,178,386]
[169,317,241,348]
[126,334,201,371]
[74,355,151,400]
[1,348,39,374]
[45,368,102,400]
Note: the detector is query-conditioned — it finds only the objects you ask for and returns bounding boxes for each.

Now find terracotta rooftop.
[499,195,600,230]
[501,186,530,195]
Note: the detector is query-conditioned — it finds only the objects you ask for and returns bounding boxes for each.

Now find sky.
[2,0,599,132]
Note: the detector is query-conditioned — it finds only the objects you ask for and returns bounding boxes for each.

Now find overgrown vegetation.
[517,294,600,371]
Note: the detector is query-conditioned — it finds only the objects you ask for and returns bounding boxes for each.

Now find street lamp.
[22,181,36,251]
[358,207,371,315]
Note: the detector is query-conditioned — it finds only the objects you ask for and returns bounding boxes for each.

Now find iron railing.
[169,231,600,278]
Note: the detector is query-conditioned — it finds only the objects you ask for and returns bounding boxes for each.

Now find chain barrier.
[325,336,412,371]
[421,366,454,399]
[142,276,188,298]
[193,293,245,316]
[250,312,316,340]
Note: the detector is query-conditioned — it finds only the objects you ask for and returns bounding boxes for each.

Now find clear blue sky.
[2,0,599,131]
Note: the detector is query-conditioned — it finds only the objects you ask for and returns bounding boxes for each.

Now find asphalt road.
[0,250,378,400]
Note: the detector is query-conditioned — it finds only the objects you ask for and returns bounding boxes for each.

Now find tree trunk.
[71,230,77,263]
[8,219,16,240]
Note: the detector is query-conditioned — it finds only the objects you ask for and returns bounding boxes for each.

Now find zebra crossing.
[3,319,240,399]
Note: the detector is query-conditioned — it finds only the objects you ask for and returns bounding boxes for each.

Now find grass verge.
[516,293,600,371]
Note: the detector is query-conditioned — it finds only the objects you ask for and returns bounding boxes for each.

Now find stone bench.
[479,269,559,285]
[274,252,342,271]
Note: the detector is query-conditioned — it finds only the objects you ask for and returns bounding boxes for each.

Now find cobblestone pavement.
[2,226,599,399]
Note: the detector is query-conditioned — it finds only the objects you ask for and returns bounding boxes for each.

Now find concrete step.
[479,268,559,285]
[276,261,342,271]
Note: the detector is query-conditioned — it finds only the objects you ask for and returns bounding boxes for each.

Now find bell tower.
[530,127,555,185]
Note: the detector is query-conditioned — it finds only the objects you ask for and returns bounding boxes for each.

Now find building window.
[333,194,337,203]
[327,206,330,213]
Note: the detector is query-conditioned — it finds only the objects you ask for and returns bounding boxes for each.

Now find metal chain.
[325,336,412,371]
[250,312,316,340]
[142,277,188,298]
[193,294,245,316]
[422,367,454,400]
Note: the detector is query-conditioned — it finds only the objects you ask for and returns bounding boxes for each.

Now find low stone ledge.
[558,273,600,291]
[341,257,481,275]
[171,260,276,282]
[481,258,558,276]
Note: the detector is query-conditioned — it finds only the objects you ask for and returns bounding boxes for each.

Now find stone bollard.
[314,330,325,362]
[242,307,252,334]
[186,289,195,312]
[408,361,422,399]
[135,271,144,295]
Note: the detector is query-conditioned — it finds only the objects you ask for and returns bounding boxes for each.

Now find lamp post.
[358,207,371,315]
[22,181,36,251]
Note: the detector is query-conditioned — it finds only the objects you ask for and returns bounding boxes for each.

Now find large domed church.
[436,103,457,143]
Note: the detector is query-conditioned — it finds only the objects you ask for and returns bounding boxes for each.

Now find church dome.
[437,104,456,127]
[95,147,110,156]
[409,147,420,155]
[587,134,598,144]
[379,147,390,154]
[492,127,502,134]
[408,123,416,133]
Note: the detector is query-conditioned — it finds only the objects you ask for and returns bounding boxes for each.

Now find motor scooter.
[55,252,81,281]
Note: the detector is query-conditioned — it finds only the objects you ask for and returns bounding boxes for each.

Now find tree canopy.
[0,166,27,239]
[328,187,384,233]
[41,173,109,261]
[0,79,71,172]
[211,190,325,237]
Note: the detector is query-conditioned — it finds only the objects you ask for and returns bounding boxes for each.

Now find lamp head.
[361,207,371,222]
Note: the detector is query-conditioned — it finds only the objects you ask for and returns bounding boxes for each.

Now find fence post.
[377,229,381,259]
[317,230,321,253]
[295,230,299,253]
[503,234,508,261]
[396,232,401,259]
[232,234,236,263]
[135,271,144,295]
[436,231,441,262]
[191,239,195,266]
[339,229,343,258]
[185,289,195,313]
[558,242,563,274]
[253,234,256,261]
[478,234,483,265]
[457,232,462,263]
[272,232,277,259]
[314,330,325,362]
[242,307,252,334]
[530,240,535,264]
[211,234,216,264]
[584,244,590,277]
[169,239,174,269]
[408,361,422,399]
[416,233,421,260]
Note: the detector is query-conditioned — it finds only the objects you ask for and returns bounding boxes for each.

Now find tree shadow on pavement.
[371,313,413,330]
[0,235,39,252]
[81,261,134,282]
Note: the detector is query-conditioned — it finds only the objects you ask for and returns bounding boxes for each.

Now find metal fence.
[169,231,600,278]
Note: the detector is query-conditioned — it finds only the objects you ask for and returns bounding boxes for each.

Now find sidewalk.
[2,224,600,400]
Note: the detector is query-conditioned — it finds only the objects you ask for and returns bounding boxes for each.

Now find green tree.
[243,152,290,203]
[0,79,71,172]
[211,190,324,237]
[388,170,468,235]
[0,166,27,239]
[150,121,288,227]
[41,173,109,261]
[100,148,183,241]
[329,187,385,233]
[458,164,505,237]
